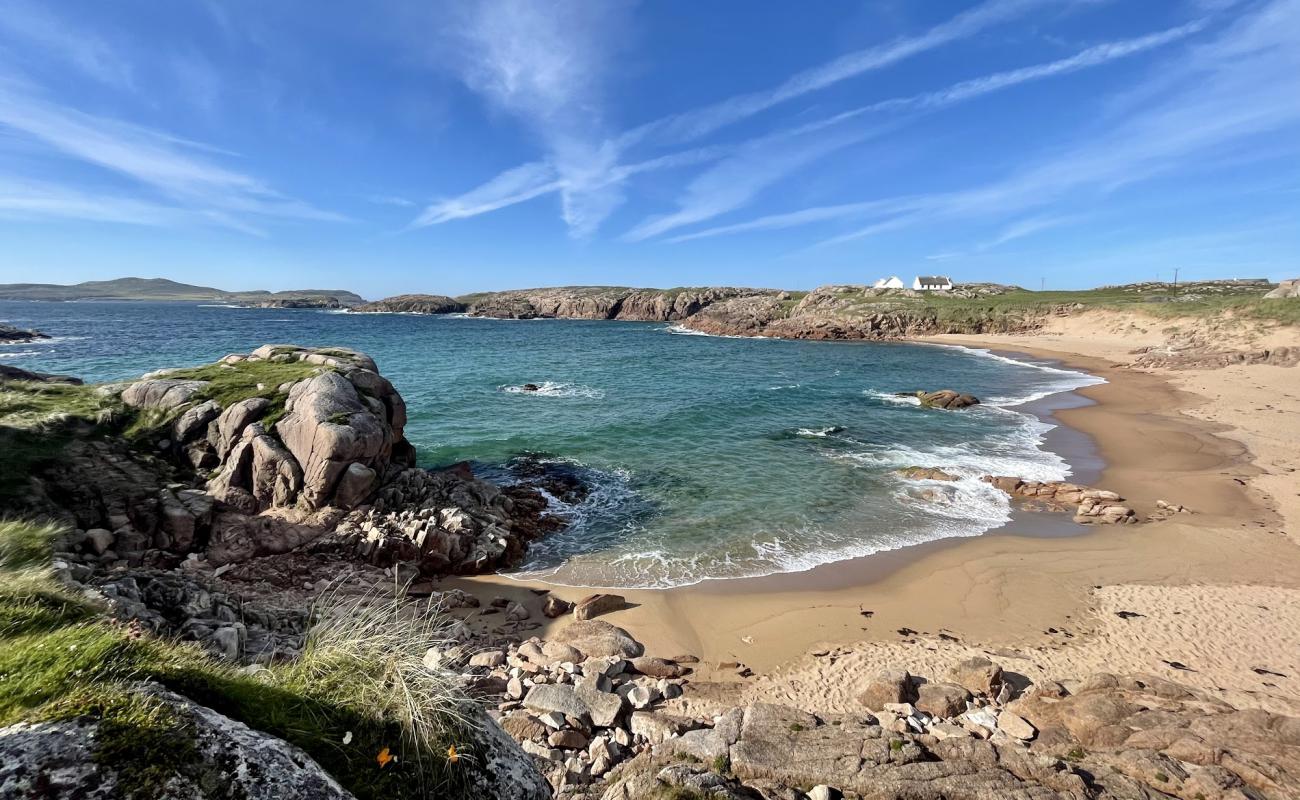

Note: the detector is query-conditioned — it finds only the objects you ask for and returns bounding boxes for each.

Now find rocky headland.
[352,293,466,314]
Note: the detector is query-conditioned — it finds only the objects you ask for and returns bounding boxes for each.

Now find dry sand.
[453,309,1300,716]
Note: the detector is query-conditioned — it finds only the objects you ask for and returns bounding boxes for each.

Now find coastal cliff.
[353,286,787,321]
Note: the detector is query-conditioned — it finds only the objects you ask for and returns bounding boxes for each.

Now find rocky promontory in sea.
[0,321,49,343]
[352,293,466,314]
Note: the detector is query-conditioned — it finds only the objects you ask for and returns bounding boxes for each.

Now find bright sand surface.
[451,310,1300,716]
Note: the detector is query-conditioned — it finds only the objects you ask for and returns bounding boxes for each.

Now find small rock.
[915,682,971,718]
[574,593,627,621]
[543,595,574,618]
[547,729,589,749]
[997,711,1037,741]
[469,650,506,668]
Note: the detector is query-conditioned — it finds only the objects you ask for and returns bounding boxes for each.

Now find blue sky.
[0,0,1297,298]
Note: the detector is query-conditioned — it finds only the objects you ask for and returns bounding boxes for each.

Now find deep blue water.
[1,301,1101,588]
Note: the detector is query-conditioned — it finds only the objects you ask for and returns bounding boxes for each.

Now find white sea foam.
[500,382,605,399]
[795,426,844,437]
[663,323,772,340]
[863,389,921,406]
[921,342,1105,406]
[768,383,800,390]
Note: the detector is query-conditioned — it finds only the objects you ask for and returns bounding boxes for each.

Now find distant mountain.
[0,278,366,307]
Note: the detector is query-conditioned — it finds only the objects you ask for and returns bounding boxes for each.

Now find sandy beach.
[452,310,1300,717]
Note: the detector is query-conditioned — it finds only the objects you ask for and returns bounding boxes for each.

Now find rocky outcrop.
[573,659,1300,800]
[0,322,48,343]
[460,286,780,321]
[0,363,82,384]
[1131,343,1298,370]
[913,389,981,409]
[982,476,1139,524]
[684,284,1046,340]
[326,464,564,575]
[896,466,960,481]
[1264,278,1297,299]
[351,294,466,314]
[0,682,355,800]
[14,344,568,581]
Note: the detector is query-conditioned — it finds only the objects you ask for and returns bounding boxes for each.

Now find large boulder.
[0,683,354,799]
[856,669,916,711]
[551,620,644,659]
[1265,278,1299,299]
[120,379,209,411]
[212,397,270,458]
[276,372,393,509]
[947,657,1004,697]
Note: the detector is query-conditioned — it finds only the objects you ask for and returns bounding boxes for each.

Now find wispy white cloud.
[414,161,560,226]
[979,214,1081,249]
[431,0,631,237]
[0,78,343,230]
[0,0,133,89]
[411,0,1040,234]
[621,0,1043,149]
[668,4,1296,248]
[622,123,894,242]
[639,20,1200,242]
[0,177,197,227]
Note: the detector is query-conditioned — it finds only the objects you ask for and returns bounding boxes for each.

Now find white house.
[912,275,952,291]
[872,276,905,289]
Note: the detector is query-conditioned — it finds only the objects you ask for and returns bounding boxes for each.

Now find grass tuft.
[0,519,484,800]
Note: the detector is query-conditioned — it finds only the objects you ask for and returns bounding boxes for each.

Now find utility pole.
[1040,277,1045,292]
[1173,267,1180,290]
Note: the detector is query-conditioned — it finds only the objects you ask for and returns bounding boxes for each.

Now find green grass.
[122,359,324,441]
[0,519,481,800]
[165,359,321,411]
[791,282,1298,330]
[0,382,119,501]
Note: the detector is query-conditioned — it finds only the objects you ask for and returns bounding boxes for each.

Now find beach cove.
[452,319,1300,717]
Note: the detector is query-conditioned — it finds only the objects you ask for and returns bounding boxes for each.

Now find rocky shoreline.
[4,325,1300,798]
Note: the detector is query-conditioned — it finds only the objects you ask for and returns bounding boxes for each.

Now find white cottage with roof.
[912,275,952,291]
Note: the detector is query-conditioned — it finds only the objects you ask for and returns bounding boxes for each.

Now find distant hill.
[0,278,366,307]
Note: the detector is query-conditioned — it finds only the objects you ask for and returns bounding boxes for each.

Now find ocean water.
[1,301,1103,588]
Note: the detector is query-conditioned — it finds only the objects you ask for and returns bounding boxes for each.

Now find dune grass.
[0,519,481,799]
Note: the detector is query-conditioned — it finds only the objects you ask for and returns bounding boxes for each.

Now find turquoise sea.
[1,301,1103,588]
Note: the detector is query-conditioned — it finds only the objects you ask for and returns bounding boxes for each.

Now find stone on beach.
[552,620,644,659]
[856,669,916,711]
[573,593,627,620]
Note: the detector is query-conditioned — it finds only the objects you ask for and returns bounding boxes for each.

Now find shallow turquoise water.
[1,301,1101,588]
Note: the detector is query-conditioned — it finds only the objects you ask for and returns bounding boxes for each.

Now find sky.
[0,0,1297,298]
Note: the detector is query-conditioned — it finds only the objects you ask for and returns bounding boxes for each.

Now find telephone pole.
[1173,267,1180,289]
